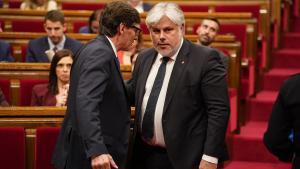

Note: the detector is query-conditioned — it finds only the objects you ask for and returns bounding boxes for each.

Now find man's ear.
[118,23,126,35]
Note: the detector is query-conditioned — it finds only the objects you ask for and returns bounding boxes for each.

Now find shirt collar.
[48,35,66,50]
[105,36,118,58]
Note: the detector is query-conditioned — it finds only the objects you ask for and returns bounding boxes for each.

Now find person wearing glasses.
[30,49,73,106]
[52,2,141,169]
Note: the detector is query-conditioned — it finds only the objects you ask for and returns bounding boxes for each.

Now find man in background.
[0,23,14,62]
[26,10,82,62]
[196,17,228,70]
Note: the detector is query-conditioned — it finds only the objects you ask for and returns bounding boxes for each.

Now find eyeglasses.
[130,25,142,35]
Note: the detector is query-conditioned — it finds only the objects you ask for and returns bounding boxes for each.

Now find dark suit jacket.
[142,2,152,12]
[26,36,82,62]
[52,36,131,169]
[264,73,300,169]
[31,83,56,106]
[0,40,14,62]
[128,39,230,169]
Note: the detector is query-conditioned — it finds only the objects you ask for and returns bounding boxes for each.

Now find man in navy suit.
[52,2,141,169]
[127,3,229,169]
[26,10,82,62]
[0,24,14,62]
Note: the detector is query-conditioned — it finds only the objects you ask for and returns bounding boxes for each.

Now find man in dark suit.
[127,0,152,13]
[127,2,230,169]
[264,73,300,169]
[196,17,228,70]
[26,10,82,62]
[52,2,141,169]
[0,24,14,62]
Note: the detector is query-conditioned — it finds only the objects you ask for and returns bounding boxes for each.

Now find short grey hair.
[145,2,185,28]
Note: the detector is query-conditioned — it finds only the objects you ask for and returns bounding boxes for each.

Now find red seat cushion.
[179,5,209,12]
[8,0,22,8]
[11,20,44,32]
[35,127,60,169]
[73,21,88,33]
[0,127,26,169]
[0,79,11,104]
[61,2,105,10]
[20,79,48,106]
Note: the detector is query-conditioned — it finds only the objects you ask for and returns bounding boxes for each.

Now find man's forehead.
[45,20,64,27]
[202,19,219,28]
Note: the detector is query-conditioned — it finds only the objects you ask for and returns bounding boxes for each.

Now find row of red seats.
[0,127,59,169]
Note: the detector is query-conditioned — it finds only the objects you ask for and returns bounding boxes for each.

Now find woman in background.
[31,49,73,106]
[79,9,102,34]
[20,0,57,11]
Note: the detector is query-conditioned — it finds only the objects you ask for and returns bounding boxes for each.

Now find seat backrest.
[35,127,60,169]
[73,21,88,33]
[0,127,26,169]
[61,2,105,10]
[8,0,22,8]
[179,5,209,12]
[20,79,48,106]
[11,20,44,32]
[0,79,11,104]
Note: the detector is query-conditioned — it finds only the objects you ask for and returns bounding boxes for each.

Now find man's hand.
[199,159,217,169]
[91,154,118,169]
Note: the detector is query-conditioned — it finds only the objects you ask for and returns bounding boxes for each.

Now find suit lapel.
[163,40,190,113]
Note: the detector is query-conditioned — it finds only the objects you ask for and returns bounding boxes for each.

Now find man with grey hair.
[127,2,229,169]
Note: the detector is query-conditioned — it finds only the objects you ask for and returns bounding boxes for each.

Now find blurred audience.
[20,0,58,11]
[31,49,73,106]
[0,23,14,62]
[196,17,228,69]
[26,10,82,62]
[79,9,102,34]
[127,0,152,13]
[0,87,9,106]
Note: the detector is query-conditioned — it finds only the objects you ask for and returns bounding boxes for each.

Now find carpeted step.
[272,49,300,69]
[224,160,292,169]
[262,68,300,91]
[247,91,278,122]
[281,33,300,48]
[230,122,279,162]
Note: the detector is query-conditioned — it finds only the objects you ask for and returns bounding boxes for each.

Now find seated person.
[0,24,14,62]
[31,49,73,106]
[20,0,58,11]
[127,0,152,13]
[79,9,102,34]
[26,10,82,62]
[196,17,228,69]
[117,32,143,70]
[0,87,9,106]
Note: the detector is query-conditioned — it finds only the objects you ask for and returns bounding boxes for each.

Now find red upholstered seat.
[179,5,209,12]
[11,20,44,32]
[0,79,11,104]
[35,127,60,169]
[8,0,22,8]
[20,79,48,106]
[61,2,105,10]
[228,88,238,132]
[73,21,88,33]
[140,22,149,34]
[214,5,260,20]
[0,127,26,169]
[0,20,4,30]
[21,44,28,62]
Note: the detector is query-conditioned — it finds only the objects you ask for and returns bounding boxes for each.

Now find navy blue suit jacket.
[0,40,14,62]
[52,36,130,169]
[26,36,82,62]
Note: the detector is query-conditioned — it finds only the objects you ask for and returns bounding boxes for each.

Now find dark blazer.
[52,36,131,169]
[142,2,152,12]
[128,39,230,169]
[0,40,14,62]
[31,83,56,106]
[264,73,300,169]
[26,36,82,62]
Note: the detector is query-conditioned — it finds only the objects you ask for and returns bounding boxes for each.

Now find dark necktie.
[53,46,58,53]
[142,56,169,141]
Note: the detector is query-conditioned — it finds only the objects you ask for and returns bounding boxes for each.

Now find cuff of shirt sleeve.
[202,154,218,164]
